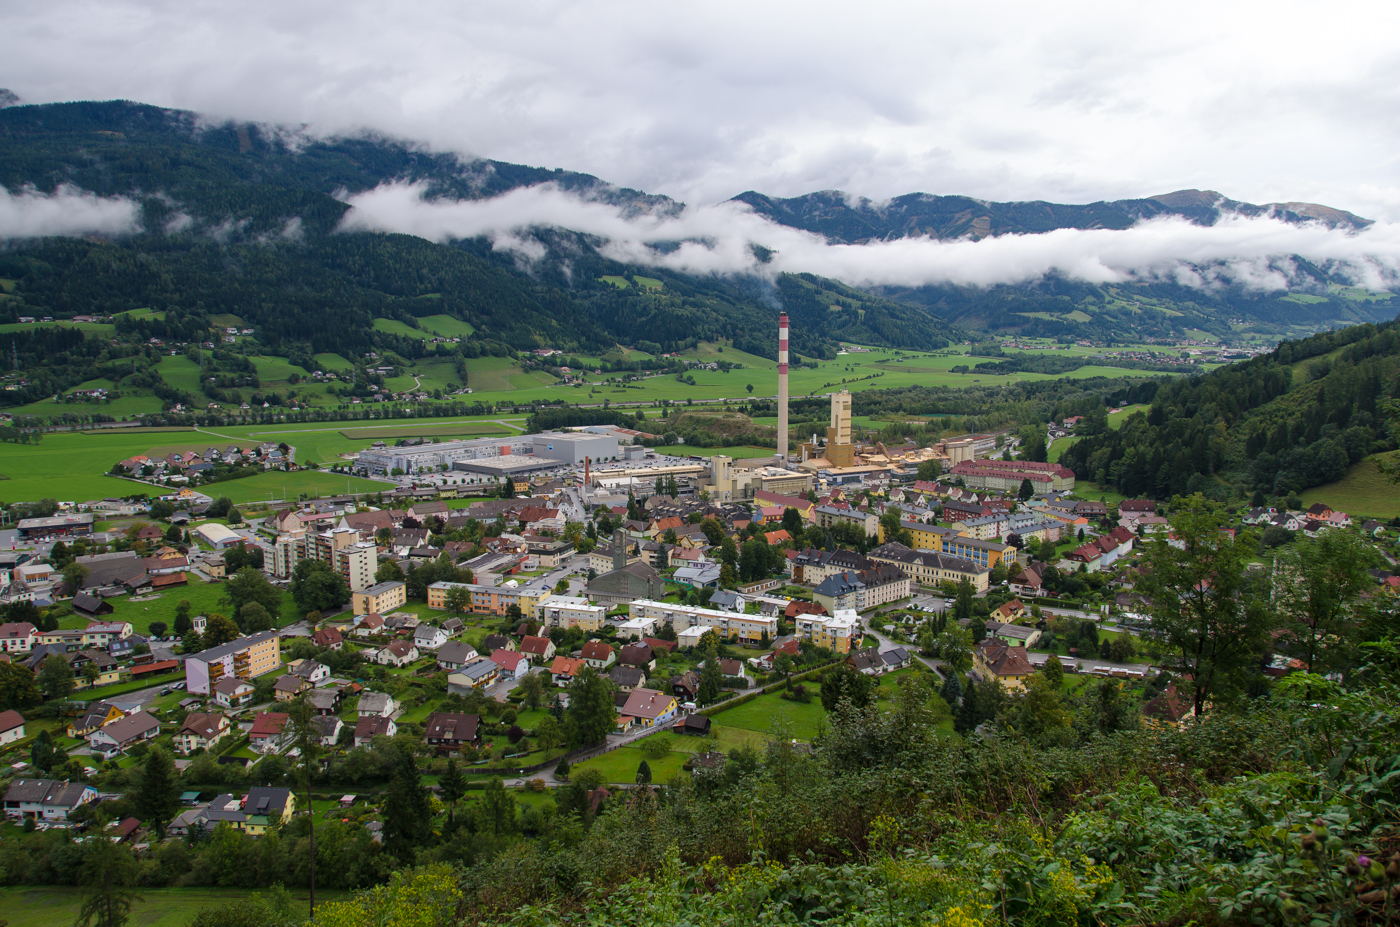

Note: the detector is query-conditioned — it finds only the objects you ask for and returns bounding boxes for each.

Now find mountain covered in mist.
[731,188,1373,244]
[0,97,1394,360]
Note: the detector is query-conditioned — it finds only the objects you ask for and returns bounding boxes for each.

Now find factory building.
[532,431,619,465]
[353,436,536,476]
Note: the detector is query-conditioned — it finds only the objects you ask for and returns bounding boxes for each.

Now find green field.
[314,352,353,371]
[1300,454,1400,519]
[707,690,830,740]
[1048,436,1079,463]
[1108,404,1148,428]
[0,886,338,927]
[652,445,776,459]
[58,572,298,636]
[0,320,116,335]
[371,315,475,340]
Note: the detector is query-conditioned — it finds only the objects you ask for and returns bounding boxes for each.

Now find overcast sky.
[5,0,1400,220]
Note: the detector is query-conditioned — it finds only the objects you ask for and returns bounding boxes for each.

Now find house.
[549,656,586,686]
[289,660,330,685]
[274,674,311,701]
[249,712,291,754]
[423,712,481,751]
[375,640,419,667]
[413,625,449,652]
[0,709,26,745]
[3,779,98,821]
[311,627,343,650]
[0,621,36,654]
[489,649,529,681]
[236,788,295,834]
[447,658,501,693]
[68,701,124,738]
[357,692,398,718]
[481,634,513,653]
[609,665,647,691]
[314,716,344,747]
[972,639,1035,691]
[994,598,1028,622]
[89,710,161,758]
[617,642,655,671]
[670,670,700,701]
[307,687,343,715]
[436,640,480,671]
[440,617,464,636]
[1142,684,1194,726]
[173,712,230,755]
[519,635,556,663]
[213,678,256,708]
[355,613,386,638]
[983,620,1043,648]
[72,593,114,616]
[354,717,397,747]
[1008,564,1044,598]
[618,688,678,729]
[581,640,615,670]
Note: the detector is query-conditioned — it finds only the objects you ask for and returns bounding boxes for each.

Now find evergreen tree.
[75,839,142,927]
[381,749,432,862]
[479,777,517,836]
[39,653,74,701]
[554,757,571,779]
[940,670,963,708]
[953,680,981,735]
[636,760,652,784]
[697,642,724,706]
[1018,478,1035,500]
[1040,654,1065,690]
[134,745,180,837]
[440,759,465,828]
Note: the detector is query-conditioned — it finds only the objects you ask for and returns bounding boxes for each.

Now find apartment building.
[867,542,992,592]
[536,595,606,631]
[185,631,282,695]
[352,581,406,616]
[795,609,860,653]
[427,581,550,618]
[627,599,779,644]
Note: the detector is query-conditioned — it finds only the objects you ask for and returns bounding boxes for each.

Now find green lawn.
[0,886,344,927]
[1300,454,1400,519]
[706,690,830,740]
[58,573,299,635]
[571,740,689,784]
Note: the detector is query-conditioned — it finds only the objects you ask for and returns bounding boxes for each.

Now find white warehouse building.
[532,432,619,465]
[353,435,536,476]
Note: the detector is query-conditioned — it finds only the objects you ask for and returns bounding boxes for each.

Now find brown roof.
[978,639,1035,678]
[618,642,653,665]
[580,640,614,661]
[550,656,585,676]
[620,687,675,720]
[250,713,289,737]
[312,627,343,647]
[423,712,479,743]
[520,635,553,655]
[355,717,394,740]
[642,637,677,652]
[178,712,226,740]
[1142,684,1192,723]
[0,708,24,735]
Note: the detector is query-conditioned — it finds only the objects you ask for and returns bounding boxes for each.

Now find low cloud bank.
[339,182,1400,292]
[0,185,141,240]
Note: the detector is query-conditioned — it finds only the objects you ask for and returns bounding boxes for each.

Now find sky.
[5,0,1400,218]
[6,1,1400,290]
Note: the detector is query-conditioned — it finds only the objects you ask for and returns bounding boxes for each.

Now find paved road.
[861,616,946,682]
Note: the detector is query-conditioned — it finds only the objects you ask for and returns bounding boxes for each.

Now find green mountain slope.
[1059,319,1400,498]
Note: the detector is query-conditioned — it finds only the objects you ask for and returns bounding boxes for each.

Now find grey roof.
[436,641,478,666]
[3,778,93,807]
[608,665,646,687]
[191,630,280,663]
[357,692,395,714]
[93,710,160,744]
[455,658,498,681]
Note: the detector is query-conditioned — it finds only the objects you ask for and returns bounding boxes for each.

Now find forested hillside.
[0,99,955,375]
[1059,320,1400,498]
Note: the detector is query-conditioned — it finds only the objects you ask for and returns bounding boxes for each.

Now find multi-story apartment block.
[185,631,282,695]
[427,581,550,618]
[627,600,779,644]
[536,595,606,631]
[795,609,860,653]
[353,581,406,616]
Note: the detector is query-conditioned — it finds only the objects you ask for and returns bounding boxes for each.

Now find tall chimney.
[777,312,789,465]
[584,455,590,486]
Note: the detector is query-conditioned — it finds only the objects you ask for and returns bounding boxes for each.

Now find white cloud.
[3,1,1400,219]
[0,184,141,240]
[338,181,1400,291]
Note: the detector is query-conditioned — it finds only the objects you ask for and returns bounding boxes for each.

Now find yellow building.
[972,639,1035,691]
[428,581,550,618]
[794,609,860,653]
[186,630,283,695]
[352,581,407,616]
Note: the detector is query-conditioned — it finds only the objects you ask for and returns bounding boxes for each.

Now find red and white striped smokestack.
[777,312,789,464]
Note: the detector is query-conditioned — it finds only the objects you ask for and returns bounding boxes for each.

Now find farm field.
[371,314,475,340]
[1300,454,1400,520]
[335,423,510,441]
[0,886,340,927]
[651,444,776,459]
